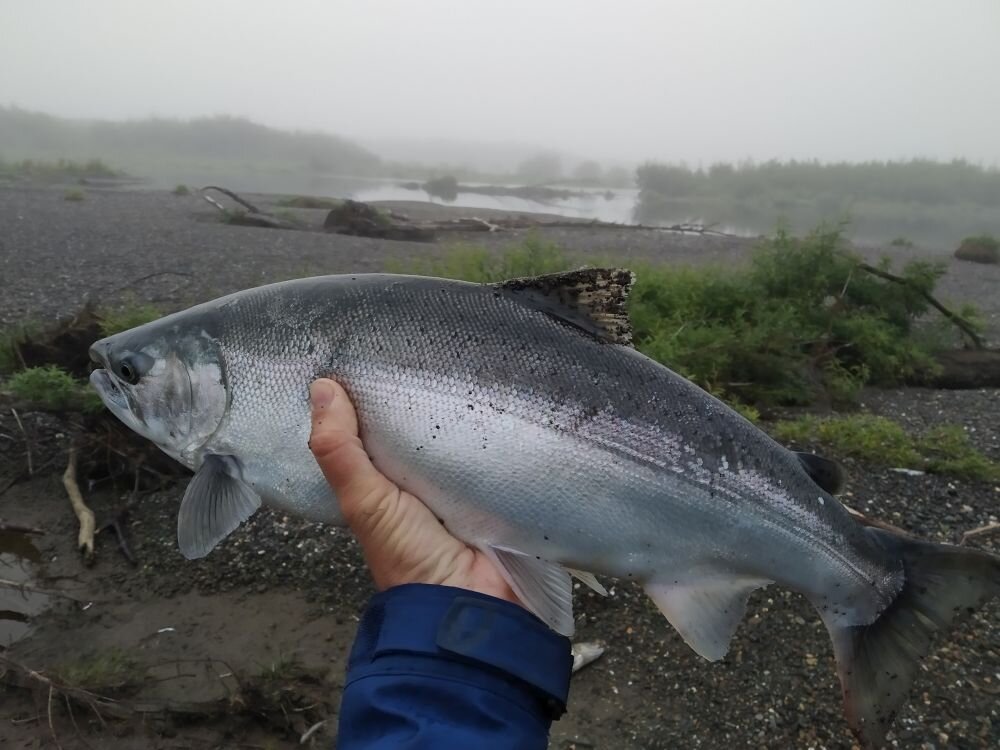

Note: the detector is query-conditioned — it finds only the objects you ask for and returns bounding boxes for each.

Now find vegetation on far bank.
[0,157,123,181]
[635,159,1000,245]
[0,106,379,178]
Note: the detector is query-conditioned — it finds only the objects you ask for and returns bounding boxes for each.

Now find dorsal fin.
[795,451,846,495]
[495,268,635,345]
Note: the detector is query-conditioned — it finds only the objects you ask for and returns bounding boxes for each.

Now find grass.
[771,414,1000,481]
[63,188,85,202]
[394,233,577,281]
[55,648,141,691]
[99,301,162,336]
[5,366,103,413]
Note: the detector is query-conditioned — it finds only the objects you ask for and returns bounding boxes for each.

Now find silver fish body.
[90,272,999,747]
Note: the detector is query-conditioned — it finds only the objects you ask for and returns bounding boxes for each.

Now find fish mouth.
[89,368,127,411]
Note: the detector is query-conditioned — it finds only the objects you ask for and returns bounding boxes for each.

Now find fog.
[2,0,999,168]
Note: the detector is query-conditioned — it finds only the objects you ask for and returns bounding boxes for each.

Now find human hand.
[308,378,520,605]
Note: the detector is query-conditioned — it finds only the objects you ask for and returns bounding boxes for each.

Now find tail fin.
[823,528,999,748]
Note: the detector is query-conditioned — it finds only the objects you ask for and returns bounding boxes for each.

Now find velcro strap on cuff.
[367,585,572,716]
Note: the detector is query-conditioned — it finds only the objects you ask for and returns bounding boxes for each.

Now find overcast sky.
[2,0,999,166]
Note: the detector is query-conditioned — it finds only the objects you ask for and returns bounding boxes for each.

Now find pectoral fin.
[483,545,575,636]
[177,455,261,560]
[644,576,770,661]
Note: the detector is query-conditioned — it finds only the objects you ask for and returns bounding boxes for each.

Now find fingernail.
[310,380,335,410]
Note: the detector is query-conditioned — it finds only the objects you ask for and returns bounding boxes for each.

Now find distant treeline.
[635,159,1000,245]
[0,106,381,176]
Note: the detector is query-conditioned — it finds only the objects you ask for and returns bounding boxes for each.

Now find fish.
[88,270,999,747]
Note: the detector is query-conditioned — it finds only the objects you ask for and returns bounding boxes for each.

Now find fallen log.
[323,200,436,242]
[200,186,299,230]
[928,348,1000,389]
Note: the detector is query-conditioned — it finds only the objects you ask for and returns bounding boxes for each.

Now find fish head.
[89,320,227,465]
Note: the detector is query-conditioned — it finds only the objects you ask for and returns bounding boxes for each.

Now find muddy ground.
[0,184,998,749]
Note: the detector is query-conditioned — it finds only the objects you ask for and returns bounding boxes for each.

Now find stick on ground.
[63,445,95,562]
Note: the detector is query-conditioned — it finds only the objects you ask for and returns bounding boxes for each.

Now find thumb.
[308,379,397,524]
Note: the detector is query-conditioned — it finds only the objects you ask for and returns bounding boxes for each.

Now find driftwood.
[63,445,95,563]
[324,200,436,242]
[200,186,299,230]
[0,520,44,535]
[961,522,1000,545]
[928,348,1000,389]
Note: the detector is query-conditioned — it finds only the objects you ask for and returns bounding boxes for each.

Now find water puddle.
[0,529,49,650]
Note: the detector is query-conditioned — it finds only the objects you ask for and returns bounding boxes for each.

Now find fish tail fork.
[819,528,999,749]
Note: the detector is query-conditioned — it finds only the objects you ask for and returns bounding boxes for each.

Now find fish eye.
[114,352,153,385]
[119,360,138,383]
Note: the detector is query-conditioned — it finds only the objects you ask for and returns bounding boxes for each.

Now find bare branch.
[853,261,984,349]
[961,521,1000,546]
[10,408,33,476]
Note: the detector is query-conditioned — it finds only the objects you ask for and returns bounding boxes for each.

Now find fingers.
[308,379,397,525]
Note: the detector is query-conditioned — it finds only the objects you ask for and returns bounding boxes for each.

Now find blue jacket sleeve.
[337,583,573,749]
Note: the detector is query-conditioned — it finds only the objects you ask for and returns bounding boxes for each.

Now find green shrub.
[889,236,914,248]
[394,225,961,406]
[6,366,103,413]
[172,184,190,196]
[954,234,999,264]
[63,188,85,202]
[771,414,1000,481]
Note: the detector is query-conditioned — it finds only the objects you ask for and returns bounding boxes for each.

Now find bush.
[889,236,914,248]
[172,184,190,196]
[631,226,946,404]
[395,226,960,406]
[954,234,999,264]
[6,366,102,412]
[63,188,85,202]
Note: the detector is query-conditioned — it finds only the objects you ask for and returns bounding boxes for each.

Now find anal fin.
[483,545,575,636]
[644,576,770,661]
[567,567,608,596]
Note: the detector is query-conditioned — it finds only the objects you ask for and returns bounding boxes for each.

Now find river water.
[0,529,48,650]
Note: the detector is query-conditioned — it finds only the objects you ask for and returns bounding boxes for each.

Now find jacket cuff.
[348,583,573,718]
